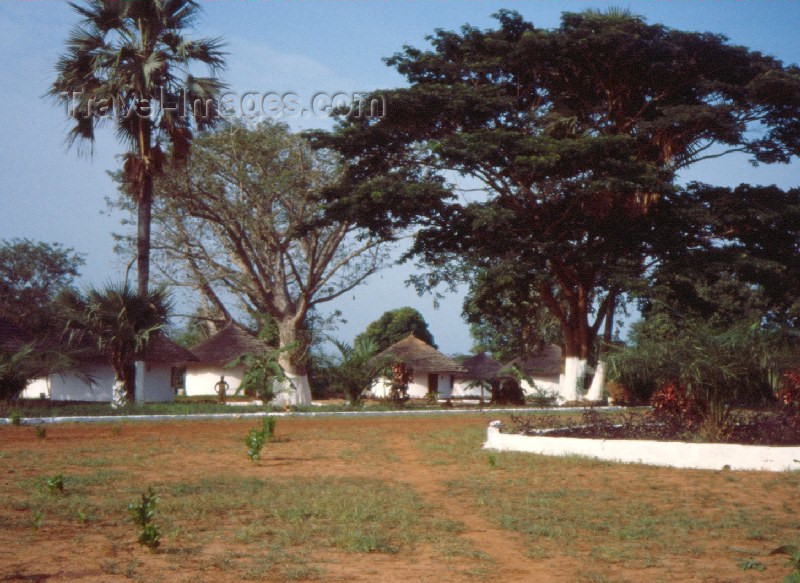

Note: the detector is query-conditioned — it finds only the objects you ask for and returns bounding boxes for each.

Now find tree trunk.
[561,355,588,403]
[586,294,615,402]
[137,173,153,296]
[276,319,312,406]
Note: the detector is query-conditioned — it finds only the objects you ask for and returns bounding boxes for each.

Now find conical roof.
[499,343,562,377]
[375,334,466,373]
[457,352,503,379]
[140,333,198,363]
[190,321,274,366]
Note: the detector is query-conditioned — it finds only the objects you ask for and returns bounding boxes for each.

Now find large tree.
[311,9,800,399]
[49,0,225,295]
[354,307,436,352]
[116,120,389,405]
[0,239,84,336]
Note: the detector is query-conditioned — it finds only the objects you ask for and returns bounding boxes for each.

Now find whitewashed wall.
[24,364,176,402]
[184,365,245,397]
[452,375,561,399]
[370,372,454,399]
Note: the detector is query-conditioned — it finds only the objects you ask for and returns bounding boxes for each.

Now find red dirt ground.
[0,414,797,582]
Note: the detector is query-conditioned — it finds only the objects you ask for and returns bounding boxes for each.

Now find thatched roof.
[456,352,503,379]
[140,334,198,363]
[0,318,32,352]
[375,334,466,373]
[500,344,562,377]
[190,322,274,366]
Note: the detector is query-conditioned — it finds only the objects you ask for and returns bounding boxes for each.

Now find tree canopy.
[0,239,85,336]
[310,9,800,398]
[112,119,390,404]
[354,307,436,352]
[49,0,226,295]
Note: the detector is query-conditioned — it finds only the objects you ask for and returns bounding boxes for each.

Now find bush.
[606,380,634,406]
[776,369,800,410]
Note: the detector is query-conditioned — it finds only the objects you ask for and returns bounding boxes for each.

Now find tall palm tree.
[60,284,172,405]
[49,0,225,295]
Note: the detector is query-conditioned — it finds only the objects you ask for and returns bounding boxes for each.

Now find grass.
[413,422,800,578]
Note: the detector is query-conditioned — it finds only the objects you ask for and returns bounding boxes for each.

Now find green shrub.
[128,487,161,549]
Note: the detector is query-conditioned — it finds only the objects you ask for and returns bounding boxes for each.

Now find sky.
[1,0,798,356]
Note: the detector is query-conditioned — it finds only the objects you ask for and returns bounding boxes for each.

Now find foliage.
[35,425,46,440]
[605,380,633,406]
[648,381,705,435]
[128,487,161,549]
[49,0,225,294]
[245,417,276,462]
[354,307,436,352]
[0,239,84,335]
[8,410,21,425]
[59,283,171,403]
[312,9,800,380]
[111,120,389,396]
[777,369,800,410]
[0,343,88,402]
[44,474,65,495]
[463,265,563,362]
[323,338,386,405]
[229,344,292,403]
[388,363,412,406]
[772,545,800,583]
[526,383,558,408]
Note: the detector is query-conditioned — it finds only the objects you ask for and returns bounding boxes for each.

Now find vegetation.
[49,0,225,295]
[0,239,84,335]
[128,486,161,549]
[354,307,436,351]
[58,283,171,405]
[245,417,276,462]
[112,120,391,404]
[312,9,800,401]
[322,338,387,405]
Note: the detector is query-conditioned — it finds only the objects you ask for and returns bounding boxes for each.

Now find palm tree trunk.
[137,173,153,296]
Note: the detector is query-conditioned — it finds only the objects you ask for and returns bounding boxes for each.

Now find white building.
[185,322,274,398]
[369,334,467,399]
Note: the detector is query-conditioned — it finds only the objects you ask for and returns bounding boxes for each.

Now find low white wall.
[185,366,245,397]
[483,421,800,472]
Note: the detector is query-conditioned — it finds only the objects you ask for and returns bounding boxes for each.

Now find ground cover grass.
[413,422,800,581]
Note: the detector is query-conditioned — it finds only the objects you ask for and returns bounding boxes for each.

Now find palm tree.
[49,0,225,295]
[60,284,171,405]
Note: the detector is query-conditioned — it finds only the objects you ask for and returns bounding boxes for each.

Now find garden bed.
[484,420,800,472]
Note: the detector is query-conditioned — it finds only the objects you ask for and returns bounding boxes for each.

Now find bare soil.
[0,414,797,582]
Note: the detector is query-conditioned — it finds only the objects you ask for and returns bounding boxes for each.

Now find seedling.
[9,411,22,426]
[245,417,277,463]
[128,487,161,549]
[31,510,42,531]
[487,453,498,468]
[44,474,65,495]
[771,545,800,582]
[35,425,46,440]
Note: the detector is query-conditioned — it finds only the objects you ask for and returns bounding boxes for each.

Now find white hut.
[370,334,467,399]
[185,322,274,397]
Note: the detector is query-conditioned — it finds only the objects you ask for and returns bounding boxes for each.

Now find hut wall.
[184,365,245,397]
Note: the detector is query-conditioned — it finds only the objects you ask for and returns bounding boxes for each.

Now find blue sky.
[1,0,798,355]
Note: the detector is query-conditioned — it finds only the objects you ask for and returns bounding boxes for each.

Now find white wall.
[141,364,175,402]
[452,375,561,400]
[370,372,453,399]
[50,364,115,401]
[24,364,176,402]
[185,365,245,397]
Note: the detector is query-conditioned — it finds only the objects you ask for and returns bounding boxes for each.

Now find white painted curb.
[0,406,621,426]
[483,420,800,472]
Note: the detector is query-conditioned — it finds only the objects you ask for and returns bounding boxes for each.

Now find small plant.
[9,410,22,426]
[128,487,161,549]
[111,425,122,436]
[771,545,800,582]
[31,510,42,531]
[44,474,65,495]
[245,417,277,462]
[737,558,765,572]
[487,453,498,468]
[34,425,46,440]
[777,369,800,410]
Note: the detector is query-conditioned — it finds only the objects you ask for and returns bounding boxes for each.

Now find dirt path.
[389,432,537,582]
